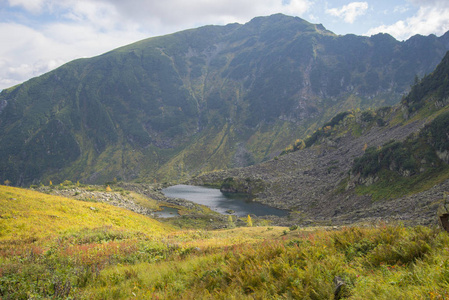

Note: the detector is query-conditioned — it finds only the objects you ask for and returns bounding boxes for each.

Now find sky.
[1,0,449,90]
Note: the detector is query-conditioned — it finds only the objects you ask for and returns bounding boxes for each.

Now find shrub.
[246,215,253,227]
[62,180,73,186]
[289,225,298,231]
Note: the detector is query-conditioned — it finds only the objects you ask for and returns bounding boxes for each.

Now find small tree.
[4,179,11,186]
[49,180,53,186]
[106,185,112,192]
[246,215,253,227]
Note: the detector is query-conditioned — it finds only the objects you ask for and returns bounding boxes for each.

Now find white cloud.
[8,0,46,14]
[0,19,146,90]
[366,5,449,40]
[393,5,410,14]
[94,0,311,33]
[0,0,148,90]
[325,2,368,24]
[408,0,449,8]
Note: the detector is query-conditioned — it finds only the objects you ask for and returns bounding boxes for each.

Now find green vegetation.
[427,110,449,153]
[282,110,357,154]
[350,110,449,200]
[355,166,449,201]
[352,140,420,177]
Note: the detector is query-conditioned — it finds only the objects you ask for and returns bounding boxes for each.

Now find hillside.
[1,14,449,186]
[2,185,449,299]
[0,185,173,241]
[192,51,449,226]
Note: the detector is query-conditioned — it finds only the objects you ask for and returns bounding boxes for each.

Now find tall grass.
[2,185,449,299]
[83,225,449,299]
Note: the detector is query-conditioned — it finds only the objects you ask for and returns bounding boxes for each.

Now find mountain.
[192,51,449,226]
[1,14,449,186]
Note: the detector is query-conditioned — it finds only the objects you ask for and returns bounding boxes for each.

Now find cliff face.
[1,14,448,186]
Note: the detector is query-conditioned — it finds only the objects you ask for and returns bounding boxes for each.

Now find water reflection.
[162,185,288,217]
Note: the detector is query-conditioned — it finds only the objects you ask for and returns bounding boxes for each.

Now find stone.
[333,276,346,300]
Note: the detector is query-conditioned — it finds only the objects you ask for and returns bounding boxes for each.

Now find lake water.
[162,184,289,217]
[154,206,181,218]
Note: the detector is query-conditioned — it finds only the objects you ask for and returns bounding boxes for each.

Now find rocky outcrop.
[437,150,449,164]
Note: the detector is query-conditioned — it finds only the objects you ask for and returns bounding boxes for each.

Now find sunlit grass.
[0,185,172,241]
[2,185,449,299]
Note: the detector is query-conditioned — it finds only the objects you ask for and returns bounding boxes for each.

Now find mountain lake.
[162,184,289,217]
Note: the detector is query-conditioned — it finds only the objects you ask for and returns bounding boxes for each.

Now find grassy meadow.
[1,185,449,299]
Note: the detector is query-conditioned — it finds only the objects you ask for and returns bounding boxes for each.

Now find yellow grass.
[0,185,173,241]
[166,226,318,249]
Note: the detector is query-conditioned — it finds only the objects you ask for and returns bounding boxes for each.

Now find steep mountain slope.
[1,14,449,186]
[192,51,449,226]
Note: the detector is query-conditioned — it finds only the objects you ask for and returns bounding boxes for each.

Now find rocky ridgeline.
[37,186,156,216]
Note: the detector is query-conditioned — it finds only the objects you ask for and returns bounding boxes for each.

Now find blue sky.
[1,0,449,90]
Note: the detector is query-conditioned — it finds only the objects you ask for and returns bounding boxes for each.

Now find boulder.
[437,193,449,232]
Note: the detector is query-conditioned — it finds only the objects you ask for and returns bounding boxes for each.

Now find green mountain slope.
[192,50,449,226]
[1,14,449,186]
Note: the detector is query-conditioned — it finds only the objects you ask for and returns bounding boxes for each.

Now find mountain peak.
[244,13,330,34]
